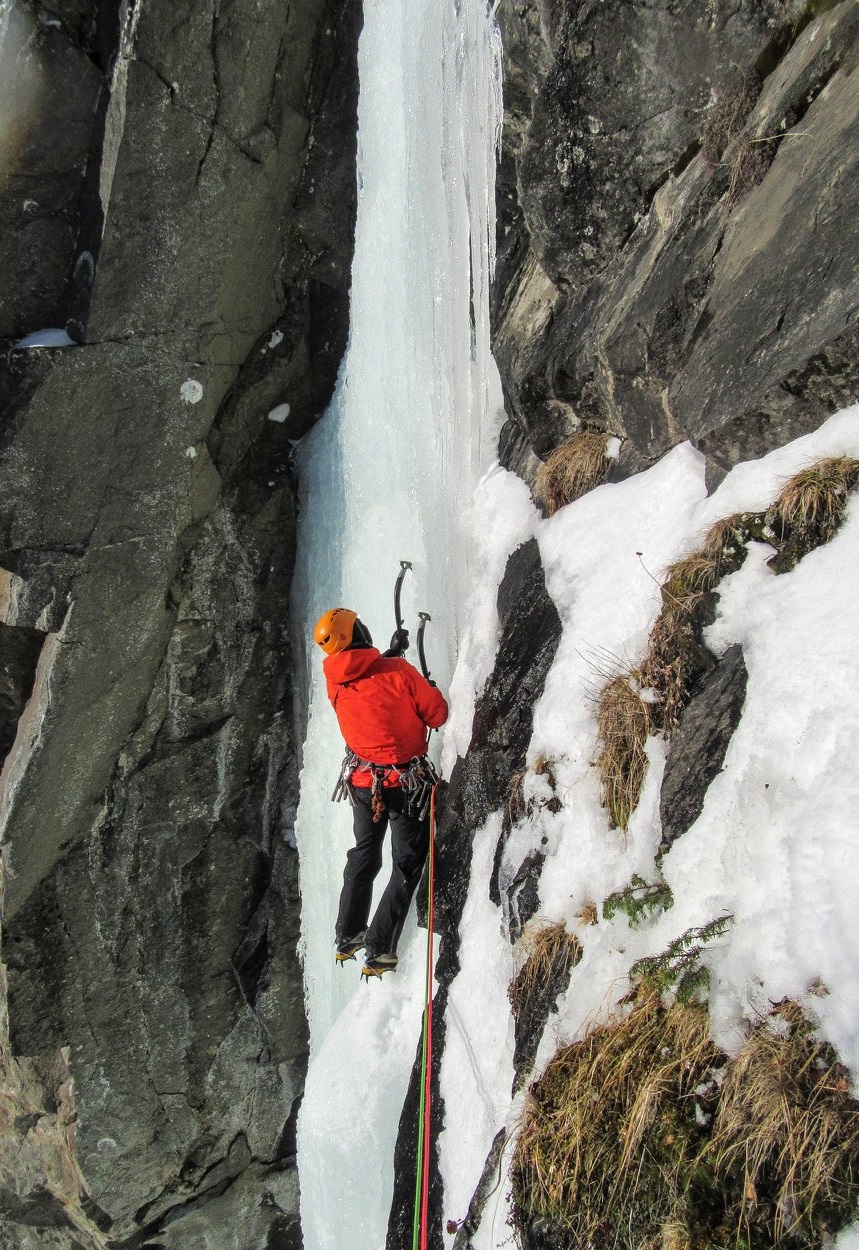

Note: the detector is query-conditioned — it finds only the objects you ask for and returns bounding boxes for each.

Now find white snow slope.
[438,404,859,1246]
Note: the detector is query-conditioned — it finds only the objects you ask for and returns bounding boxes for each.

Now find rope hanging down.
[412,784,437,1250]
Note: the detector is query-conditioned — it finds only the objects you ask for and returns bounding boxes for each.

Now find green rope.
[412,996,430,1249]
[412,790,436,1250]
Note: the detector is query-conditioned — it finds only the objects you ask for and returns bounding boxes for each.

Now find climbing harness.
[412,782,437,1250]
[332,751,439,822]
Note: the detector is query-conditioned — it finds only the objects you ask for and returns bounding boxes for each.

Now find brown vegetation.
[701,74,761,166]
[512,994,859,1250]
[594,675,651,830]
[770,456,859,570]
[513,989,718,1250]
[508,921,582,1022]
[534,431,615,516]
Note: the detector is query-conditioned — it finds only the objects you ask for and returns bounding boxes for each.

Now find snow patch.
[180,379,204,405]
[14,328,76,349]
[434,406,859,1244]
[267,403,291,423]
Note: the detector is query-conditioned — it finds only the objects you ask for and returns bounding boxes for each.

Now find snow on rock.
[267,403,291,423]
[668,497,859,1066]
[838,1221,859,1250]
[438,811,516,1233]
[435,405,859,1242]
[180,379,204,404]
[441,466,536,773]
[14,328,76,348]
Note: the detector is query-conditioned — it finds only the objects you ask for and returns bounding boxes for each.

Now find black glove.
[383,628,410,658]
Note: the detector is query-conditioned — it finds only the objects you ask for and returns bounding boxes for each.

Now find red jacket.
[323,646,448,787]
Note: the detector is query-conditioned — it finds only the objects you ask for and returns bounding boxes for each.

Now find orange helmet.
[313,608,358,655]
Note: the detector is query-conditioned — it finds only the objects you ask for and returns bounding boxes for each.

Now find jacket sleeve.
[409,666,449,729]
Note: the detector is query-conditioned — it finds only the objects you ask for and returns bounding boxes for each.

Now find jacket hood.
[323,646,383,686]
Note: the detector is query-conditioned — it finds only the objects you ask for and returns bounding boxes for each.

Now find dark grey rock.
[0,7,101,339]
[493,0,859,482]
[0,622,45,765]
[699,324,859,486]
[509,925,580,1095]
[516,0,795,290]
[0,0,360,1244]
[502,848,545,944]
[659,643,748,855]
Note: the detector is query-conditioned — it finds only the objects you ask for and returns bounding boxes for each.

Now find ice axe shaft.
[394,560,412,634]
[416,611,432,684]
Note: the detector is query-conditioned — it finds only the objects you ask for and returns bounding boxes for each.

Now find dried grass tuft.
[701,512,750,557]
[638,607,711,735]
[512,996,859,1250]
[534,431,615,517]
[512,990,718,1249]
[725,136,779,207]
[576,901,599,928]
[767,456,859,572]
[660,551,723,612]
[508,921,582,1021]
[773,456,859,546]
[595,675,651,830]
[706,1000,859,1243]
[508,768,528,825]
[701,74,760,166]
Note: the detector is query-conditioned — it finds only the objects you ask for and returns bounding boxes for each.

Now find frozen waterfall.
[290,1,503,1247]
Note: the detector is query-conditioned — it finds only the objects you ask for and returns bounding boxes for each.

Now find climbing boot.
[335,931,367,964]
[361,952,398,980]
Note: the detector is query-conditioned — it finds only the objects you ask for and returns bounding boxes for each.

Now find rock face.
[0,0,361,1245]
[0,860,108,1250]
[493,0,859,484]
[659,644,749,855]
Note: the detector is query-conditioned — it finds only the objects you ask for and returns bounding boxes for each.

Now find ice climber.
[313,607,448,978]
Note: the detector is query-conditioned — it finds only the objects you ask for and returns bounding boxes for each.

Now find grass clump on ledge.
[512,991,859,1250]
[701,74,760,167]
[769,456,859,571]
[705,998,859,1245]
[512,988,719,1250]
[637,547,735,734]
[508,921,582,1022]
[594,675,651,830]
[534,430,615,517]
[591,457,859,834]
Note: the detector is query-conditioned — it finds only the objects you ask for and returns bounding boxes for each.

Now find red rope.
[419,785,437,1250]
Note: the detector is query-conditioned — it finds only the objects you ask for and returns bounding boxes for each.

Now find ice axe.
[416,611,434,684]
[394,560,412,636]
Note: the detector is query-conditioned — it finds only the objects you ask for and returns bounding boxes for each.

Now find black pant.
[335,784,429,957]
